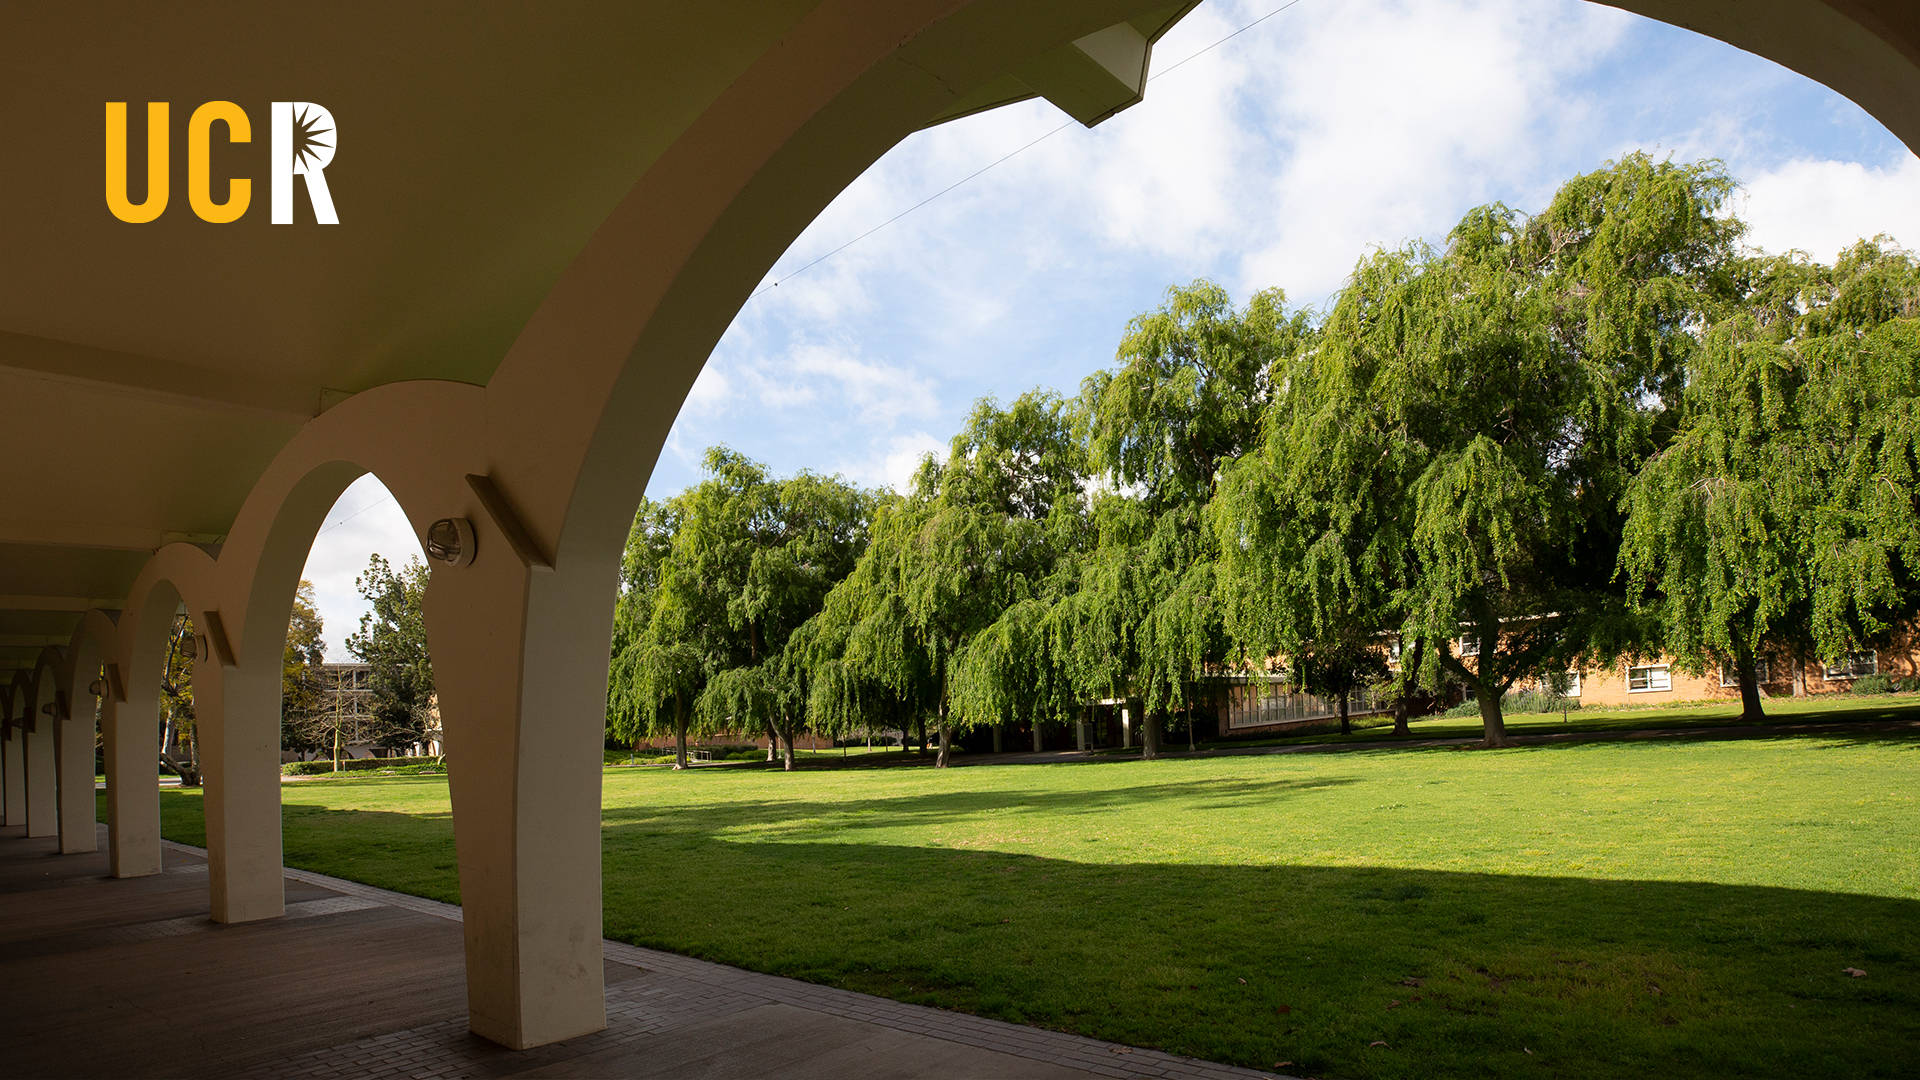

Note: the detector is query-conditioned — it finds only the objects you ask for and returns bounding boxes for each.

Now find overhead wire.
[745,0,1312,302]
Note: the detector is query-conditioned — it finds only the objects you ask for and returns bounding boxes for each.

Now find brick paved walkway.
[0,826,1286,1080]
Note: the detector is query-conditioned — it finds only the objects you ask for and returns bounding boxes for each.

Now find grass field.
[131,707,1920,1079]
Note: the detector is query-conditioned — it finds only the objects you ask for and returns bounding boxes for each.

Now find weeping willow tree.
[804,392,1083,767]
[1044,282,1308,756]
[1622,238,1920,720]
[1033,497,1223,757]
[606,497,704,765]
[607,635,704,767]
[1213,154,1741,747]
[605,454,874,771]
[695,662,788,766]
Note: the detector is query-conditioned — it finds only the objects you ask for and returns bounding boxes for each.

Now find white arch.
[55,609,120,854]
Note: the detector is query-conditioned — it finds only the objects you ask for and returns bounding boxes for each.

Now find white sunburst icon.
[290,104,332,173]
[271,100,339,224]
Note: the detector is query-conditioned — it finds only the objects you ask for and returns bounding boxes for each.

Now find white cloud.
[1735,155,1920,261]
[296,474,423,662]
[788,343,937,424]
[1235,0,1632,301]
[684,339,937,428]
[837,431,947,494]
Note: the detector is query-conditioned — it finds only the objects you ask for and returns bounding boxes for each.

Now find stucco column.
[103,688,160,877]
[55,697,99,853]
[2,721,23,826]
[196,654,284,922]
[428,547,610,1050]
[24,713,58,838]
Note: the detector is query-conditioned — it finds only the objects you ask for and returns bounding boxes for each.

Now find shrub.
[380,762,448,776]
[1850,673,1901,695]
[282,755,442,776]
[1441,690,1577,719]
[1503,689,1579,716]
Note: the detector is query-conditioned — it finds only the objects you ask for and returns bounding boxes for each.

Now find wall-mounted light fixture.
[427,517,477,568]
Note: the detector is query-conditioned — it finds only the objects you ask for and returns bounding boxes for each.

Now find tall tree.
[608,633,704,768]
[1059,283,1308,756]
[605,498,706,766]
[1622,238,1920,718]
[1213,155,1741,746]
[1081,281,1300,513]
[612,449,874,771]
[345,554,436,752]
[158,613,200,785]
[818,392,1081,766]
[279,580,329,758]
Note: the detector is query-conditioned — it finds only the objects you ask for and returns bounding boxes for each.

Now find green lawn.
[130,722,1919,1079]
[1206,692,1920,750]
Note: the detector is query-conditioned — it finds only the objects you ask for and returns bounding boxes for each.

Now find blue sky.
[302,0,1920,658]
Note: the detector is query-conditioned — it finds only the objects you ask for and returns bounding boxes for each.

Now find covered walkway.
[2,0,1917,1063]
[0,827,1279,1079]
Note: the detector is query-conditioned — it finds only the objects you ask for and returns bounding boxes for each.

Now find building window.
[1387,637,1403,662]
[1720,659,1770,687]
[1627,664,1671,693]
[1458,635,1480,658]
[1823,651,1878,680]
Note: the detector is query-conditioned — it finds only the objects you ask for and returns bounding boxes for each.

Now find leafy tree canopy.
[1213,154,1742,746]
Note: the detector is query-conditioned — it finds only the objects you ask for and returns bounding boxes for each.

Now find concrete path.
[0,825,1283,1080]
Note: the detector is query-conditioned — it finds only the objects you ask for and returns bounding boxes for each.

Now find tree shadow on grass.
[599,774,1365,837]
[599,836,1920,1080]
[138,782,1920,1080]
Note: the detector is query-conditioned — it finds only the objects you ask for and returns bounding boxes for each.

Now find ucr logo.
[105,101,338,224]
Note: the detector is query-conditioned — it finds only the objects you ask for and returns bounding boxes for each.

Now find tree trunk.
[673,695,688,770]
[1394,635,1423,736]
[762,718,779,762]
[1338,690,1351,736]
[1141,713,1162,759]
[1733,644,1766,724]
[332,721,343,773]
[159,749,200,788]
[1186,710,1196,752]
[991,725,1002,754]
[1477,686,1510,748]
[1032,720,1042,753]
[936,718,951,769]
[915,716,927,756]
[779,719,796,772]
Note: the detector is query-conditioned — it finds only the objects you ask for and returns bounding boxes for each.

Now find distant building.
[1544,637,1914,708]
[283,662,442,762]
